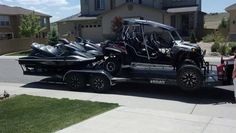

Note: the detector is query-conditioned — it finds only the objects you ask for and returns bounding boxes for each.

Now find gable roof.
[226,3,236,11]
[56,13,97,23]
[0,4,51,17]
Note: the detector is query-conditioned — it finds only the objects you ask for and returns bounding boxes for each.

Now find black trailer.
[62,63,220,93]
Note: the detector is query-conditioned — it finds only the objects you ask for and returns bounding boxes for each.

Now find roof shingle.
[0,4,51,17]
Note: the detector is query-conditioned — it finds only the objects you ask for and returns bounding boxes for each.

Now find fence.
[0,38,47,55]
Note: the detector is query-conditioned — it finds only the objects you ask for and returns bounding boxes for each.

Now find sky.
[0,0,235,22]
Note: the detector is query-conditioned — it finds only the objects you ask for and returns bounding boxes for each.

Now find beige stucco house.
[57,0,204,42]
[226,3,236,41]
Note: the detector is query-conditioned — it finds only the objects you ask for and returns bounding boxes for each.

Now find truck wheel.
[104,58,121,76]
[177,65,203,91]
[65,73,86,90]
[89,75,111,93]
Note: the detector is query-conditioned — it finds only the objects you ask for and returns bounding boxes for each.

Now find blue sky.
[0,0,235,22]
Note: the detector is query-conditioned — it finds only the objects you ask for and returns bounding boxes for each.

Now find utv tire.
[177,65,203,91]
[104,58,121,76]
[89,75,111,93]
[65,73,86,90]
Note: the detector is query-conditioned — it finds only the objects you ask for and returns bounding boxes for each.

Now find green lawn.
[4,50,31,56]
[0,95,118,133]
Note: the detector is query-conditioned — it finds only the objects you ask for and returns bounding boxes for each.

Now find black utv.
[103,19,207,91]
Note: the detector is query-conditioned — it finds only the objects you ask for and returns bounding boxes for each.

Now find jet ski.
[59,38,104,60]
[18,43,97,76]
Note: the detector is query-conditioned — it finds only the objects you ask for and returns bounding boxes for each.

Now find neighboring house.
[226,3,236,41]
[0,4,51,40]
[204,13,229,30]
[57,0,204,42]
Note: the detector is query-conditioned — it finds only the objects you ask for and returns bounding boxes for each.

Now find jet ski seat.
[31,43,62,57]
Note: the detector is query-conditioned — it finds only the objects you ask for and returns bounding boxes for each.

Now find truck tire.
[103,57,121,76]
[89,75,111,93]
[177,65,203,91]
[65,73,86,90]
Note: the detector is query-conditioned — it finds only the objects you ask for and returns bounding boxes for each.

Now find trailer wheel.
[177,65,203,91]
[65,73,86,90]
[104,58,121,76]
[89,75,111,93]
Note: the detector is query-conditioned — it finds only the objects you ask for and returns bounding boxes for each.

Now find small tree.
[218,18,228,29]
[19,12,41,38]
[111,16,123,40]
[48,28,59,46]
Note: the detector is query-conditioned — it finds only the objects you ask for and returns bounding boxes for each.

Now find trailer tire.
[104,57,121,76]
[89,75,111,93]
[177,65,203,91]
[65,73,86,90]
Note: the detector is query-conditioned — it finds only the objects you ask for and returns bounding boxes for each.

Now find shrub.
[202,32,226,43]
[202,33,214,42]
[228,42,236,55]
[218,44,230,56]
[211,42,220,52]
[190,32,197,43]
[111,16,123,40]
[48,28,59,46]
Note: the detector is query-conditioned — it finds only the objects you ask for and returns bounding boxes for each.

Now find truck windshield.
[171,31,182,41]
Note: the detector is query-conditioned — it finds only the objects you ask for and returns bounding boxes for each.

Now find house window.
[0,16,10,27]
[126,0,133,3]
[138,0,142,4]
[44,18,47,25]
[172,0,181,1]
[111,0,115,9]
[95,0,105,10]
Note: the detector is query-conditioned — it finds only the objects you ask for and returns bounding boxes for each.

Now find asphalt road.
[0,58,45,84]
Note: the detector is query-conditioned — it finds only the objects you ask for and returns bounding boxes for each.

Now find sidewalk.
[0,55,24,60]
[57,107,236,133]
[0,82,236,133]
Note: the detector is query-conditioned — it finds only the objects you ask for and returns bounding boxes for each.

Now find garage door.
[81,26,103,42]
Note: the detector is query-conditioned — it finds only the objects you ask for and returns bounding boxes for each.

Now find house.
[226,3,236,41]
[57,0,204,42]
[0,4,51,40]
[204,13,229,30]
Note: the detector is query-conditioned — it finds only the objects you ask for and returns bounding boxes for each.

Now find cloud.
[28,6,48,14]
[60,5,80,11]
[2,0,68,6]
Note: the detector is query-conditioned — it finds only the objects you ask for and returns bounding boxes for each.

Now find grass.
[0,95,118,133]
[4,50,31,56]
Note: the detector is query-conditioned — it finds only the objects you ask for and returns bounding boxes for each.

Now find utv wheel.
[89,75,111,93]
[104,58,121,76]
[177,65,203,91]
[65,73,86,90]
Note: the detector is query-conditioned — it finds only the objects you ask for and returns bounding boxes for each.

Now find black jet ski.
[59,38,104,60]
[18,43,97,76]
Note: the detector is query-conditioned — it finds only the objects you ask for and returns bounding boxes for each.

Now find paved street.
[0,57,45,84]
[0,56,236,133]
